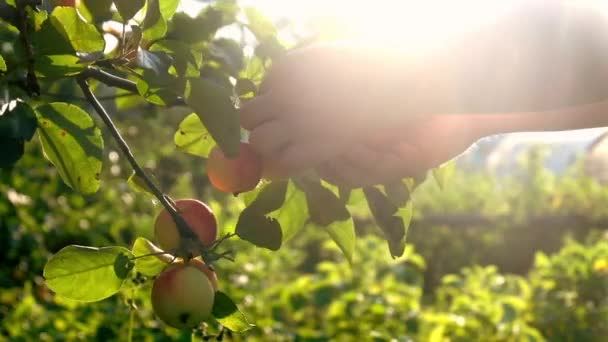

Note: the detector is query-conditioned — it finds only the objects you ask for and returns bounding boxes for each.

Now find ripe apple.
[191,258,219,291]
[154,199,218,256]
[151,261,215,329]
[207,142,263,194]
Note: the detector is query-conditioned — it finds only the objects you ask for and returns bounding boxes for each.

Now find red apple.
[154,199,217,256]
[207,142,263,194]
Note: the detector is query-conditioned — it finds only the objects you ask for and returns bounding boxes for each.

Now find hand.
[240,43,417,178]
[315,114,480,188]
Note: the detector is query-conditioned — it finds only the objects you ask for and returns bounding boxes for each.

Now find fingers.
[248,121,290,157]
[239,94,275,130]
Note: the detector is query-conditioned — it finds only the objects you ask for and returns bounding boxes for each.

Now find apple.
[191,258,219,291]
[154,199,217,256]
[207,142,263,194]
[151,261,215,329]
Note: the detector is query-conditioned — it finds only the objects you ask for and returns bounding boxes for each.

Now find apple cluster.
[150,143,262,329]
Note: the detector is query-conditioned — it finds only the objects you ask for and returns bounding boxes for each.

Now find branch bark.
[76,76,198,255]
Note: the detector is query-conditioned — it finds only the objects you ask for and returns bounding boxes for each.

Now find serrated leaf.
[114,0,145,21]
[0,101,37,141]
[432,160,456,190]
[132,237,173,276]
[43,245,134,302]
[236,209,282,251]
[174,113,216,158]
[48,7,105,53]
[185,78,240,158]
[323,217,355,263]
[0,55,6,72]
[212,291,254,332]
[36,102,103,194]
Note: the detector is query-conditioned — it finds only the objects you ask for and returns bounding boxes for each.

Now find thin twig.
[81,66,186,105]
[76,76,198,249]
[81,67,138,93]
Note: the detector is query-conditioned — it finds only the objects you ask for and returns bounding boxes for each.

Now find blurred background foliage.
[2,0,608,341]
[3,116,608,341]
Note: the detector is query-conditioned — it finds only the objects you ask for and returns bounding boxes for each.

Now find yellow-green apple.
[151,261,215,329]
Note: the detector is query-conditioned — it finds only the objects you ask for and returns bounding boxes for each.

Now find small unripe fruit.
[151,262,215,329]
[154,199,217,256]
[207,142,263,194]
[191,258,219,291]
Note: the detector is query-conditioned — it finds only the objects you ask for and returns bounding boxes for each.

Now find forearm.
[469,100,608,138]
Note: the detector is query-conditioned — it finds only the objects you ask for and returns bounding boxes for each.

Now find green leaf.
[47,7,105,53]
[185,78,240,158]
[150,39,202,77]
[34,54,86,78]
[236,209,282,251]
[383,180,410,208]
[43,245,134,302]
[0,101,37,141]
[0,138,24,169]
[142,0,167,41]
[36,102,103,195]
[174,113,216,158]
[247,181,288,214]
[269,181,308,241]
[208,38,244,76]
[114,0,145,21]
[127,169,159,198]
[136,49,172,75]
[135,69,183,106]
[81,0,113,20]
[296,178,351,226]
[0,55,6,72]
[212,291,254,332]
[132,237,173,277]
[432,160,456,190]
[6,0,16,8]
[323,218,356,263]
[235,78,257,98]
[158,0,180,21]
[244,7,276,41]
[363,187,410,258]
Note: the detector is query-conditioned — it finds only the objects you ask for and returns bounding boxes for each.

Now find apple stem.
[76,76,198,244]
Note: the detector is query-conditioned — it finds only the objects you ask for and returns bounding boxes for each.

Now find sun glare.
[242,0,522,47]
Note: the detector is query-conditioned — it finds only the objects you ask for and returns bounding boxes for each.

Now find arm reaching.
[240,0,608,180]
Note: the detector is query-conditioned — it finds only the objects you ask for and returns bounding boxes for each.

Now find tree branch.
[76,76,198,256]
[81,66,186,106]
[81,67,138,93]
